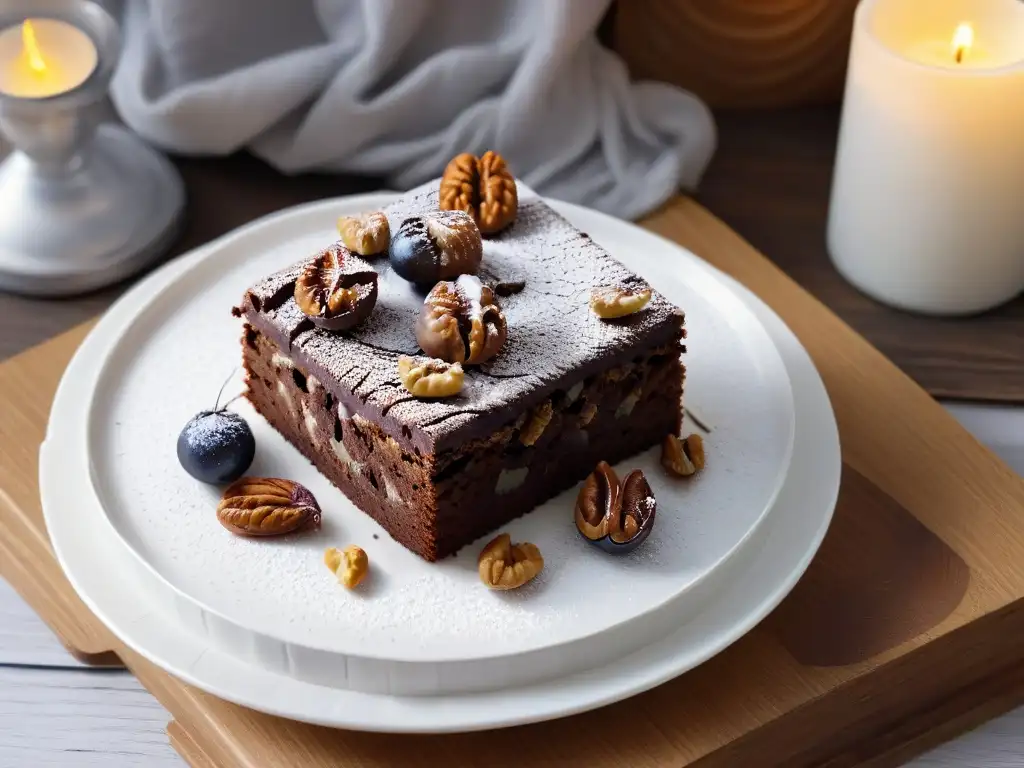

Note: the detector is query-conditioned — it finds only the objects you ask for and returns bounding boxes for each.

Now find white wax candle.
[0,18,98,99]
[827,0,1024,315]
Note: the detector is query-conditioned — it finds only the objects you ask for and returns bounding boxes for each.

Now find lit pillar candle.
[0,18,98,99]
[827,0,1024,315]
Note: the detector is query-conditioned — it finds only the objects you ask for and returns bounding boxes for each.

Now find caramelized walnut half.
[416,274,507,365]
[294,244,378,331]
[337,211,389,257]
[574,462,656,554]
[590,284,652,320]
[439,151,518,235]
[662,433,705,477]
[398,355,464,398]
[478,533,543,590]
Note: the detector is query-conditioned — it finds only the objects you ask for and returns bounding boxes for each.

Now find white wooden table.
[3,402,1022,767]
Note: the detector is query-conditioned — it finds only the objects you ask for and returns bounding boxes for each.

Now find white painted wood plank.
[0,579,85,668]
[0,666,179,766]
[944,402,1024,476]
[907,707,1024,767]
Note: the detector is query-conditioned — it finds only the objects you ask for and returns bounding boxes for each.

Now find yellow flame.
[22,20,48,73]
[951,23,974,63]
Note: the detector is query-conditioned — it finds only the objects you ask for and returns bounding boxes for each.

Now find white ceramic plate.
[59,190,794,696]
[41,196,840,731]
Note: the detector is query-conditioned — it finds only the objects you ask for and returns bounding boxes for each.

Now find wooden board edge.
[821,653,1024,767]
[0,488,123,664]
[168,720,222,768]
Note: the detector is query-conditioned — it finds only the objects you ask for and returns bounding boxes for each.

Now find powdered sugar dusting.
[244,182,683,452]
[179,411,248,452]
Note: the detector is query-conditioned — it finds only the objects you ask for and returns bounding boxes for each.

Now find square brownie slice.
[236,182,685,561]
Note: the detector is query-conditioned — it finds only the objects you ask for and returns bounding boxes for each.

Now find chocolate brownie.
[236,182,685,561]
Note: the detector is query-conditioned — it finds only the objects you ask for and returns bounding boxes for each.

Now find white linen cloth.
[110,0,716,219]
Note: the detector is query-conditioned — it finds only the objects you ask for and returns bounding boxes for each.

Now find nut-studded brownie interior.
[243,324,683,560]
[237,180,686,560]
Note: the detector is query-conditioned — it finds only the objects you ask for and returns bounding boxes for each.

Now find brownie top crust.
[239,181,684,455]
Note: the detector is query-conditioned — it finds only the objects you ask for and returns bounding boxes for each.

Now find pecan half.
[590,284,652,320]
[217,477,321,536]
[574,462,656,554]
[439,151,518,235]
[337,211,390,257]
[416,274,507,365]
[294,244,378,331]
[389,210,483,285]
[662,433,705,477]
[398,355,464,398]
[478,533,544,590]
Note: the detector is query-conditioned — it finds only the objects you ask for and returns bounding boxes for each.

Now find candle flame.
[21,20,47,73]
[951,23,974,64]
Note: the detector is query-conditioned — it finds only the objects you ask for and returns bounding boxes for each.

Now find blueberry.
[177,410,255,484]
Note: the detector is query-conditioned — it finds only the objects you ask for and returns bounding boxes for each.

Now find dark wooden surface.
[1,109,1021,401]
[699,108,1024,403]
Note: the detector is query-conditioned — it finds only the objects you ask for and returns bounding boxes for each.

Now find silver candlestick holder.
[0,0,184,297]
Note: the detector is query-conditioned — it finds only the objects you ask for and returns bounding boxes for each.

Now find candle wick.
[955,47,964,64]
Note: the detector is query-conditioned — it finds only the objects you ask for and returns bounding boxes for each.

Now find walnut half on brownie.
[235,181,685,562]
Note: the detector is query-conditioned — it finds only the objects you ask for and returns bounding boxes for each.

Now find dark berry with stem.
[176,369,255,485]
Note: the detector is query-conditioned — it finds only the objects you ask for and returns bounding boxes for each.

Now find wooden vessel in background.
[611,0,860,108]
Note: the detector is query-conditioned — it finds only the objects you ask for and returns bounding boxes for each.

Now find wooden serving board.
[3,196,1024,767]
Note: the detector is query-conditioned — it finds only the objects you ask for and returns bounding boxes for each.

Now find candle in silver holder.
[0,0,184,297]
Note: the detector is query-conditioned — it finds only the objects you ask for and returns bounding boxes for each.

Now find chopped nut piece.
[398,355,464,398]
[574,462,656,554]
[520,400,553,446]
[217,477,321,536]
[604,366,628,383]
[439,151,518,235]
[417,275,507,365]
[337,211,390,257]
[615,385,642,418]
[294,244,378,331]
[478,533,543,590]
[578,402,598,426]
[495,467,529,495]
[325,545,369,589]
[590,285,652,319]
[661,433,705,477]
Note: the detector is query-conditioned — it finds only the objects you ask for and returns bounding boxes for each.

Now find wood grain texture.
[2,196,1024,767]
[611,0,858,108]
[767,467,970,668]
